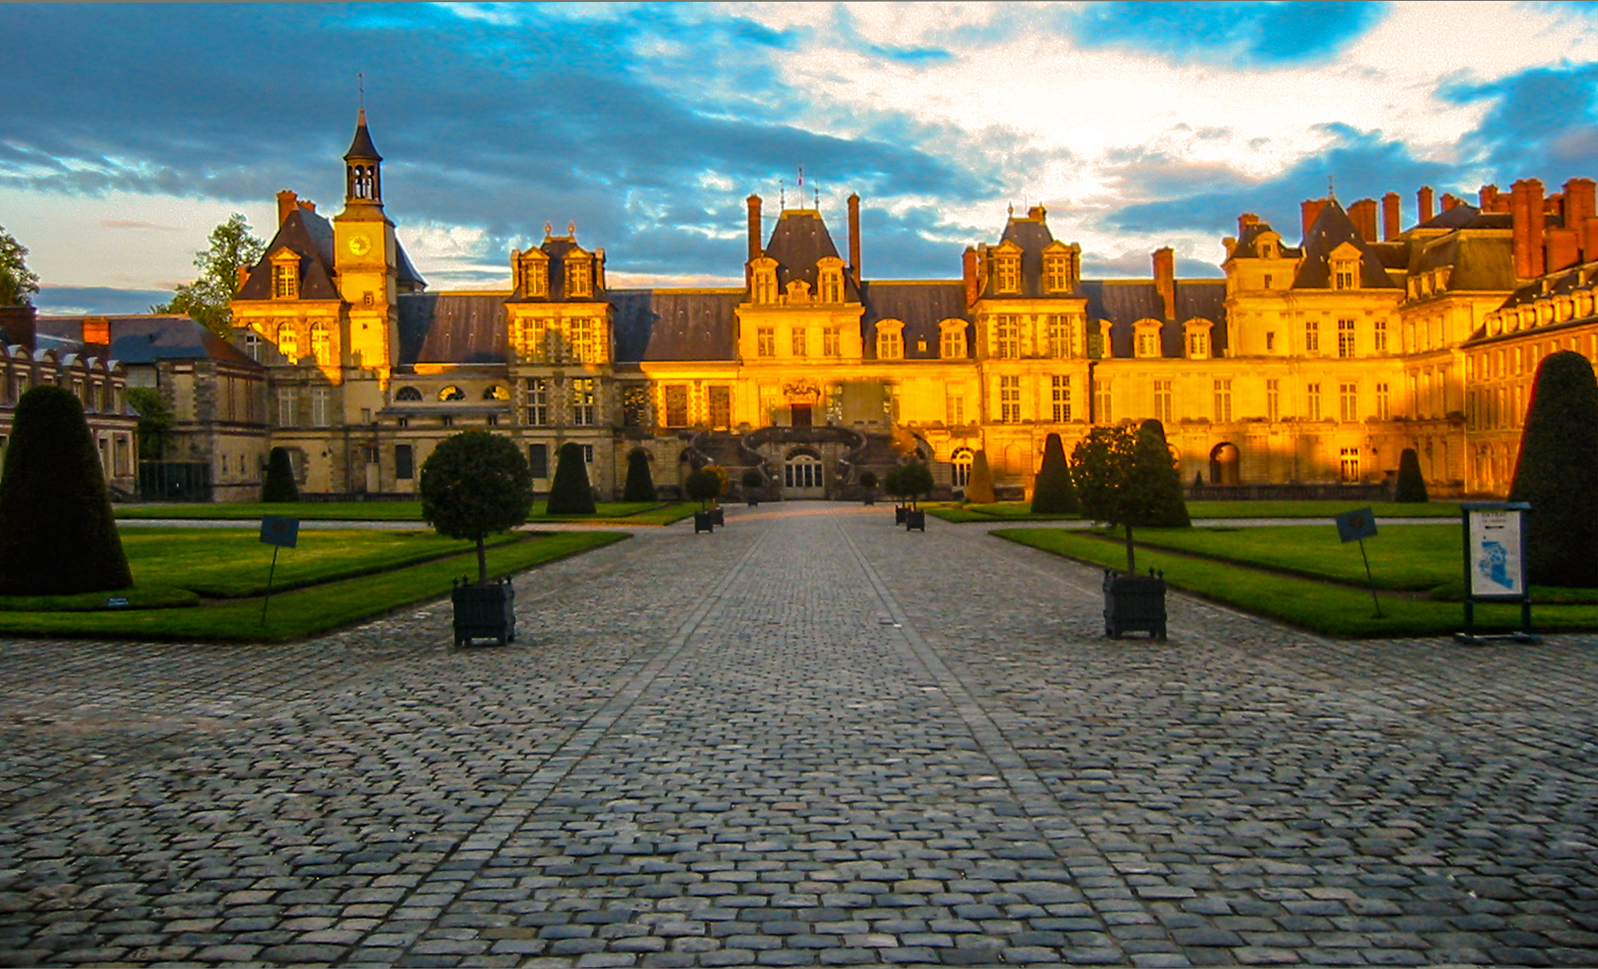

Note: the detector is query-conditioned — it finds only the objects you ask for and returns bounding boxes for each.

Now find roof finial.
[1327,175,1335,200]
[779,179,786,210]
[567,221,576,236]
[358,73,365,122]
[544,221,553,238]
[1008,202,1015,217]
[814,186,820,209]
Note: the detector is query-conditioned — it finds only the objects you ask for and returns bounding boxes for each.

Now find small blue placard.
[260,515,300,548]
[1334,507,1378,544]
[104,596,130,609]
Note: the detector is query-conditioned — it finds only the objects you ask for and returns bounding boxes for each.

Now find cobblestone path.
[3,504,1596,967]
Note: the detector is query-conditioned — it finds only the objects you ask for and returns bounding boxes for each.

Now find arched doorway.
[1209,442,1240,486]
[950,448,974,489]
[783,450,825,499]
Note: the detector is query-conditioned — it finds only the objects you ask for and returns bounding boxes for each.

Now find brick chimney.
[277,190,298,226]
[1417,186,1435,223]
[1546,228,1581,273]
[0,304,37,352]
[1440,193,1461,211]
[297,199,316,215]
[1382,192,1401,240]
[1479,184,1500,212]
[962,247,980,306]
[847,192,861,284]
[1152,247,1176,320]
[1348,198,1378,242]
[82,316,110,346]
[1512,178,1547,279]
[746,194,762,287]
[1300,199,1328,240]
[1237,212,1260,236]
[1565,178,1598,262]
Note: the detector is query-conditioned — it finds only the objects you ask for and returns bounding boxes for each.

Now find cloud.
[1063,1,1389,67]
[1446,61,1598,180]
[100,220,179,231]
[33,285,174,316]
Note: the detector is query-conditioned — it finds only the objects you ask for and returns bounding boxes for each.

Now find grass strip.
[0,531,626,642]
[927,499,1461,523]
[115,501,699,525]
[995,527,1598,638]
[1121,524,1458,592]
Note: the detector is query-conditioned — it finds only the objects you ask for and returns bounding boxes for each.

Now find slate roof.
[237,208,340,301]
[1410,233,1517,292]
[763,211,861,302]
[395,241,427,290]
[610,290,742,363]
[1228,220,1301,260]
[344,110,381,161]
[509,237,605,303]
[34,315,262,369]
[1082,280,1229,358]
[983,213,1083,299]
[397,294,510,366]
[1292,199,1401,289]
[861,281,970,359]
[1414,204,1511,232]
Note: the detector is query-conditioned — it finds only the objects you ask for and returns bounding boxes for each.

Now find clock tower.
[333,108,398,378]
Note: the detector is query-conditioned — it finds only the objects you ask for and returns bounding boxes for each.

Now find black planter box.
[712,507,725,526]
[895,506,908,524]
[863,495,875,506]
[694,510,716,533]
[452,577,515,647]
[905,509,926,532]
[747,498,759,507]
[1102,569,1167,640]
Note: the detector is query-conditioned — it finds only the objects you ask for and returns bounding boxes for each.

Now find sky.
[3,1,1597,316]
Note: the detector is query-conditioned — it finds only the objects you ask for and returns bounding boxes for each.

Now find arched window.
[951,448,974,488]
[484,385,510,401]
[439,386,466,402]
[395,386,423,401]
[309,322,331,365]
[276,323,299,363]
[784,452,824,489]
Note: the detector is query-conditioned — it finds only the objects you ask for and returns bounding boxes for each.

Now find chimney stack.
[1237,212,1260,237]
[1152,247,1176,320]
[1441,193,1461,212]
[0,304,37,352]
[276,190,298,226]
[745,194,762,287]
[962,247,980,307]
[1417,186,1435,223]
[1348,198,1378,242]
[848,192,861,284]
[1479,184,1500,212]
[82,317,110,346]
[1382,192,1401,240]
[1564,178,1597,262]
[1511,178,1547,279]
[1300,198,1328,241]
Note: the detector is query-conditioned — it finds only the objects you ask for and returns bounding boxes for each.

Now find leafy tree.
[740,467,765,495]
[1508,350,1598,587]
[883,464,906,505]
[1031,433,1079,515]
[152,213,265,336]
[1394,447,1429,503]
[1070,423,1191,573]
[623,449,657,502]
[965,450,996,503]
[261,447,299,502]
[0,386,132,595]
[546,442,596,514]
[685,466,723,509]
[419,430,534,584]
[126,387,175,461]
[0,225,40,306]
[898,461,935,507]
[858,470,878,492]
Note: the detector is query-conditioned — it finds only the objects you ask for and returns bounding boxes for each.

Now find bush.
[546,442,596,514]
[899,461,935,506]
[740,468,765,491]
[1394,447,1428,503]
[419,430,533,584]
[623,449,657,502]
[883,465,906,503]
[1070,422,1190,572]
[703,464,730,499]
[858,470,878,491]
[1193,470,1204,487]
[261,446,299,502]
[685,467,724,508]
[965,450,996,504]
[0,386,133,595]
[1508,350,1598,587]
[1031,433,1079,514]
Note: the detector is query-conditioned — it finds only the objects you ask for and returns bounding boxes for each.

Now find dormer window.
[995,253,1021,294]
[939,319,967,359]
[517,251,549,297]
[876,321,905,360]
[817,258,845,304]
[1044,254,1068,293]
[1183,319,1214,360]
[270,251,300,300]
[565,254,592,299]
[751,259,778,304]
[1261,242,1276,259]
[1134,319,1162,359]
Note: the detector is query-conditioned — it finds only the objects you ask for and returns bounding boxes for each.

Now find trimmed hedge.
[262,446,299,502]
[1508,351,1598,587]
[547,442,597,514]
[1030,432,1078,514]
[623,449,657,502]
[1395,447,1429,503]
[0,386,133,595]
[965,450,996,504]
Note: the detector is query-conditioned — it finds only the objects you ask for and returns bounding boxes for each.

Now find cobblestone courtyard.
[3,504,1597,967]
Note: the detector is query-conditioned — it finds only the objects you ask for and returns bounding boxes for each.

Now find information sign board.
[1467,507,1524,598]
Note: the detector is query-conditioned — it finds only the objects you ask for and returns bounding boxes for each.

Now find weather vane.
[358,72,365,110]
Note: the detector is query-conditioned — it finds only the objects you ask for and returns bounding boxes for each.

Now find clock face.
[348,234,371,256]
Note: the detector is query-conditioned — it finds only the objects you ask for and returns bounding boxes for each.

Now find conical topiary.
[546,442,596,514]
[623,449,656,502]
[1508,351,1598,587]
[1394,447,1428,503]
[0,385,133,595]
[1031,433,1078,514]
[261,446,299,502]
[965,450,996,504]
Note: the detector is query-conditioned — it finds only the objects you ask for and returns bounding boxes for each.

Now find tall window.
[999,375,1021,423]
[1153,379,1172,424]
[1044,254,1069,292]
[757,327,775,357]
[571,378,596,425]
[824,326,841,357]
[1267,378,1280,422]
[1137,329,1160,358]
[277,387,298,426]
[311,387,330,427]
[1306,382,1321,420]
[622,386,647,427]
[565,257,591,298]
[1333,259,1356,290]
[310,322,331,365]
[791,328,807,357]
[877,326,903,360]
[525,377,548,425]
[570,317,599,363]
[995,255,1020,293]
[1046,316,1073,358]
[663,385,689,427]
[272,263,297,299]
[277,323,299,363]
[1340,447,1360,482]
[1213,379,1232,423]
[1305,320,1320,353]
[395,444,414,481]
[1095,379,1112,424]
[946,391,965,426]
[942,325,966,359]
[1186,330,1209,359]
[951,449,974,487]
[707,386,731,429]
[1337,318,1355,358]
[819,269,842,304]
[1373,319,1388,353]
[1339,382,1358,422]
[994,316,1020,358]
[1053,375,1072,423]
[527,443,549,478]
[244,331,262,361]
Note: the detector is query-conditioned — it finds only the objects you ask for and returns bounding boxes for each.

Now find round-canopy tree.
[1508,350,1598,587]
[0,386,132,595]
[1394,447,1429,503]
[1031,432,1079,515]
[965,450,996,504]
[1070,422,1191,573]
[740,467,765,494]
[623,449,657,502]
[419,430,534,585]
[898,460,935,508]
[546,442,596,514]
[685,466,724,510]
[261,446,299,502]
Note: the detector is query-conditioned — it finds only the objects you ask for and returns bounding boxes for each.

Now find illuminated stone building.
[217,112,1598,502]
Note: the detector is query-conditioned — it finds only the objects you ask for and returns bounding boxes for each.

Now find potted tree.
[686,466,723,533]
[859,470,878,506]
[899,460,934,532]
[703,464,729,524]
[741,468,765,506]
[884,464,908,524]
[419,430,533,647]
[1070,422,1190,640]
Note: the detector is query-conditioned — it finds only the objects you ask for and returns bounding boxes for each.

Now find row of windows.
[989,377,1392,425]
[511,318,604,363]
[395,385,512,403]
[515,251,597,299]
[988,249,1079,295]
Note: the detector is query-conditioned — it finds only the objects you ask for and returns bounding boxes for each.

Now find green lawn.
[0,529,626,642]
[996,525,1598,638]
[927,499,1461,523]
[115,500,698,525]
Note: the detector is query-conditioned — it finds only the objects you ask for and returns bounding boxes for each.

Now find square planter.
[747,498,759,507]
[694,510,716,533]
[1102,569,1167,640]
[905,509,926,532]
[894,506,908,524]
[712,507,725,526]
[863,495,875,506]
[452,577,516,648]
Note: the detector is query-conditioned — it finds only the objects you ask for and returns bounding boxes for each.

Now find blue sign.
[1334,507,1378,544]
[260,515,300,548]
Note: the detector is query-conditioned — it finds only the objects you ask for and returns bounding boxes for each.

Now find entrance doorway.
[784,451,825,498]
[1209,442,1240,486]
[791,404,812,428]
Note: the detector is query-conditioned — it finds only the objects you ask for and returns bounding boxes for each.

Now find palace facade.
[15,112,1598,503]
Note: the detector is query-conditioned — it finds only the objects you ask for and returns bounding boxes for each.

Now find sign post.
[259,515,300,627]
[1457,502,1537,644]
[1334,507,1383,618]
